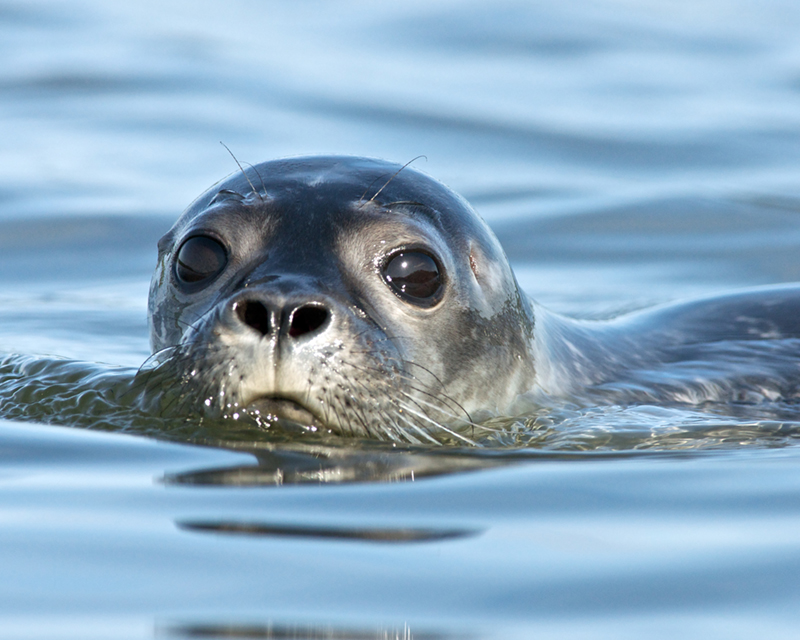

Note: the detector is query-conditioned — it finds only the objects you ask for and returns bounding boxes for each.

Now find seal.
[148,155,800,443]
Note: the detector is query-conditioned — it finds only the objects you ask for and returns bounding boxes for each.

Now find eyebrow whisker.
[220,141,264,202]
[368,155,427,203]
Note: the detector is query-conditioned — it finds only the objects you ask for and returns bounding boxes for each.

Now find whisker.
[242,161,268,197]
[368,156,427,203]
[380,200,427,208]
[394,373,475,425]
[396,401,479,446]
[358,174,386,206]
[392,409,441,445]
[220,142,263,202]
[345,379,379,439]
[346,360,468,425]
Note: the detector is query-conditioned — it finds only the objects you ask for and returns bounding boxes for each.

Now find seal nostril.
[289,305,329,338]
[237,300,271,336]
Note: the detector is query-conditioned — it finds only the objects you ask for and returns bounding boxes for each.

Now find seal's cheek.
[148,254,172,352]
[467,242,512,317]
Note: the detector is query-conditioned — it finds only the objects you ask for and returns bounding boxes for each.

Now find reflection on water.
[164,444,514,486]
[163,621,446,640]
[177,520,479,544]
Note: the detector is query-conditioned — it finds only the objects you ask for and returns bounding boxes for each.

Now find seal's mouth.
[246,396,324,427]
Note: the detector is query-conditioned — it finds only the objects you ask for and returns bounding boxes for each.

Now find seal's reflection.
[163,442,516,487]
[177,520,477,543]
[164,442,497,543]
[162,621,468,639]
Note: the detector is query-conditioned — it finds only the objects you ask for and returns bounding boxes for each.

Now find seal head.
[148,156,535,442]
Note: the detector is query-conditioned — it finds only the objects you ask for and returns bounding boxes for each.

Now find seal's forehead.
[168,156,496,256]
[202,156,468,213]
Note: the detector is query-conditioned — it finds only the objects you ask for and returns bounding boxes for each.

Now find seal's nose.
[286,304,330,338]
[233,298,330,339]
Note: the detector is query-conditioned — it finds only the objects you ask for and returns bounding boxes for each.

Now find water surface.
[3,1,800,638]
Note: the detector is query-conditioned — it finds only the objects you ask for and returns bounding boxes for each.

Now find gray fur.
[148,156,534,442]
[149,156,800,442]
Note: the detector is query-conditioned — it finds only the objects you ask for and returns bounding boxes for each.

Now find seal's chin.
[246,396,324,427]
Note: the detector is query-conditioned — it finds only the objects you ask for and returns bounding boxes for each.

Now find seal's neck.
[529,303,640,397]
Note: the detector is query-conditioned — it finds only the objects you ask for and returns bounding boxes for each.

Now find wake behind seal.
[147,156,800,443]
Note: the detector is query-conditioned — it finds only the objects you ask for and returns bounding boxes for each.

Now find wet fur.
[146,156,800,444]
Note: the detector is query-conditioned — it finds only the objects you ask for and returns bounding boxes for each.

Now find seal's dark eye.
[382,251,443,305]
[175,235,228,285]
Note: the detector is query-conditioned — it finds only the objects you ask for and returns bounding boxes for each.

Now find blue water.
[3,1,800,637]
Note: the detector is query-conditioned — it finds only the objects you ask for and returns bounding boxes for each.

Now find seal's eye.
[382,251,443,305]
[175,235,228,286]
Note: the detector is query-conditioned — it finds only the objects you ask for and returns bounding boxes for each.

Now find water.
[3,0,800,637]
